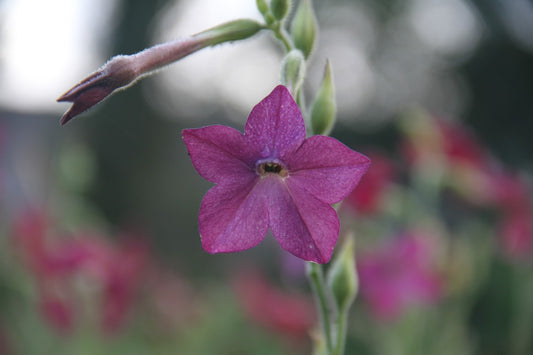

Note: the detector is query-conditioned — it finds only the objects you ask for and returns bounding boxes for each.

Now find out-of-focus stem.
[307,262,333,353]
[332,310,348,355]
[274,26,293,52]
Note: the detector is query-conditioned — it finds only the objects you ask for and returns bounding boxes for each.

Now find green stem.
[269,21,293,52]
[276,27,293,52]
[333,309,348,355]
[307,262,333,353]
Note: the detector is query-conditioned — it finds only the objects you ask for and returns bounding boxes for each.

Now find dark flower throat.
[257,161,288,177]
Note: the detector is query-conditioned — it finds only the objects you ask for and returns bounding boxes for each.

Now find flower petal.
[182,125,258,184]
[199,175,269,253]
[245,85,305,160]
[287,135,371,204]
[267,178,339,263]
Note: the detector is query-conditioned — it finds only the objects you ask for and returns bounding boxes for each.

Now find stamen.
[263,163,282,173]
[256,160,288,178]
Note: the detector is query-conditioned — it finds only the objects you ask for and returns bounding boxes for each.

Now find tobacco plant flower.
[183,85,370,263]
[57,19,264,124]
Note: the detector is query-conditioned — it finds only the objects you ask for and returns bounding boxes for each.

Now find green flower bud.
[271,0,291,21]
[327,235,358,313]
[291,0,317,59]
[198,19,265,46]
[256,0,269,16]
[265,13,276,26]
[280,49,306,95]
[311,60,336,135]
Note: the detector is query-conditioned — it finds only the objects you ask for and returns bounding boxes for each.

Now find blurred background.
[0,0,532,354]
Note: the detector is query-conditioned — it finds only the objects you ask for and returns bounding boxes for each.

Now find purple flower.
[182,85,370,263]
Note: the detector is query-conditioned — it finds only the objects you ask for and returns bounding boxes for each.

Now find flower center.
[256,160,288,178]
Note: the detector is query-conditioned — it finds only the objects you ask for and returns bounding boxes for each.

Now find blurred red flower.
[345,152,396,215]
[401,117,490,170]
[232,269,315,341]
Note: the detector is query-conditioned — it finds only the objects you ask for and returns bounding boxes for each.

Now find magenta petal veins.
[182,85,370,263]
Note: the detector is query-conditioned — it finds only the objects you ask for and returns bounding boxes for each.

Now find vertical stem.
[274,26,293,52]
[307,261,333,353]
[333,309,348,355]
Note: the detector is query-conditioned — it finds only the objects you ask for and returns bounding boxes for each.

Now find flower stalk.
[306,262,334,353]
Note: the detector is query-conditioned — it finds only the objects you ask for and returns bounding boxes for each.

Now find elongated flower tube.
[57,19,264,125]
[182,85,370,263]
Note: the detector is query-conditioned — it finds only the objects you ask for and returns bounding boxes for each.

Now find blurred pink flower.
[13,210,89,277]
[183,85,370,263]
[12,209,149,335]
[499,211,533,259]
[79,237,149,333]
[39,295,75,335]
[488,172,531,213]
[357,233,443,320]
[345,152,395,215]
[232,269,315,340]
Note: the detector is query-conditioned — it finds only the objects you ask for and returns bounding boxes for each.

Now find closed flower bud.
[198,19,264,46]
[291,0,317,59]
[311,60,336,135]
[58,19,264,124]
[271,0,291,21]
[280,49,306,95]
[256,0,269,16]
[327,235,358,312]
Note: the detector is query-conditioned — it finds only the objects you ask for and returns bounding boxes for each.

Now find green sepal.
[310,60,336,136]
[197,19,265,46]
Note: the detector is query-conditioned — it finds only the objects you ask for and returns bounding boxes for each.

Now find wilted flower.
[232,269,315,340]
[183,85,370,263]
[58,20,264,124]
[357,233,443,320]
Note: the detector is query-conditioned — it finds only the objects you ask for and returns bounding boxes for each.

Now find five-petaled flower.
[182,85,370,263]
